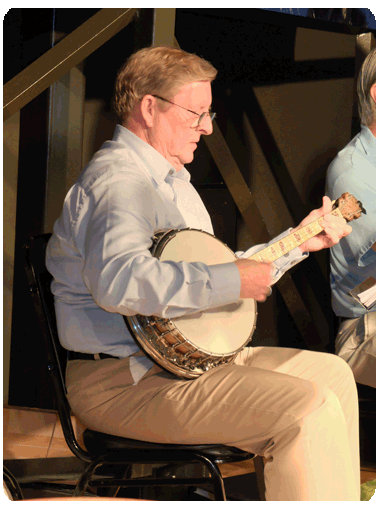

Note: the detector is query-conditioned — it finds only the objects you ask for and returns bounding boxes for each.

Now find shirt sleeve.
[77,168,241,318]
[326,155,376,267]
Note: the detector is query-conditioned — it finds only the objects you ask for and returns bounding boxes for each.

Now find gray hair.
[357,49,376,127]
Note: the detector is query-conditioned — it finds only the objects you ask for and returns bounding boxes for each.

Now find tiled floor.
[3,406,86,460]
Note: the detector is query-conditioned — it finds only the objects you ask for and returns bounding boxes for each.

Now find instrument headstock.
[333,192,365,222]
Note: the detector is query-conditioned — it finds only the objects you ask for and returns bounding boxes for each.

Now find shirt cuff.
[236,229,309,285]
[208,262,241,307]
[271,246,308,284]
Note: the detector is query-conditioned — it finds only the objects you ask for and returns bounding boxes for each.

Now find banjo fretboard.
[249,208,345,263]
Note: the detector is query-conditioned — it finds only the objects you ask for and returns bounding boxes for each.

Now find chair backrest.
[24,234,92,463]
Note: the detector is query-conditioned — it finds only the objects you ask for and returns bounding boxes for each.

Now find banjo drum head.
[157,229,257,355]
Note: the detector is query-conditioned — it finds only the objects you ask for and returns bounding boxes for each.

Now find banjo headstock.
[333,192,365,222]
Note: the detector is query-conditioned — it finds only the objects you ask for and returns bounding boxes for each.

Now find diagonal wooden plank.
[3,8,137,122]
[205,123,323,349]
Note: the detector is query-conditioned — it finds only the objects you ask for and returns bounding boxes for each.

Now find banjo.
[125,193,364,379]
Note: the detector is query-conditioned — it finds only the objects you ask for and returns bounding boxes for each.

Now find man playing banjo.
[47,46,360,500]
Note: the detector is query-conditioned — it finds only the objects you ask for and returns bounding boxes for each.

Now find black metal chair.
[23,233,265,500]
[4,465,24,501]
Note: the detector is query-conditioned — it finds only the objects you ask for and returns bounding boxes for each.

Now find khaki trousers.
[335,311,376,388]
[66,346,360,501]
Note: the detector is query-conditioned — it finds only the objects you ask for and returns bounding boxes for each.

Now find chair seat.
[83,429,254,463]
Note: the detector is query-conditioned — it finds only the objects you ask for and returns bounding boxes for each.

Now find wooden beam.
[3,8,137,122]
[153,8,176,46]
[205,123,321,347]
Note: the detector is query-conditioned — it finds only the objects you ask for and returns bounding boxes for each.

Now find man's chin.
[181,152,195,165]
[171,152,195,171]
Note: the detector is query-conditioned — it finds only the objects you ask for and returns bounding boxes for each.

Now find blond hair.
[357,48,376,127]
[113,46,218,123]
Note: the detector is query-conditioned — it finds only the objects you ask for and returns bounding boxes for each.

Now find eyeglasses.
[153,95,216,127]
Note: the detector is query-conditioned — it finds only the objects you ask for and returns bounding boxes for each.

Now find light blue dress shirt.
[325,125,376,318]
[46,125,307,382]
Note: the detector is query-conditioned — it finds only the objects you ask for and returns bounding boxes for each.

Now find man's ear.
[140,95,156,128]
[370,83,376,104]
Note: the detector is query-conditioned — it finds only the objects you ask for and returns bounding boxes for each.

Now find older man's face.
[150,81,213,171]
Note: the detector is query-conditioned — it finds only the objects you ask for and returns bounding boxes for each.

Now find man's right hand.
[234,259,273,302]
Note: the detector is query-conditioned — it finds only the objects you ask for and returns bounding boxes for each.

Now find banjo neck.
[248,208,345,264]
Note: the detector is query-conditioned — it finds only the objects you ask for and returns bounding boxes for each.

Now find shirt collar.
[360,125,376,165]
[113,124,190,186]
[171,166,191,182]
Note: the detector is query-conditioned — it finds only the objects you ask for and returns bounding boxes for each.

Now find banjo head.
[157,229,257,355]
[126,229,257,379]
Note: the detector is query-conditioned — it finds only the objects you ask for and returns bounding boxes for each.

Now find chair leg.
[103,464,133,498]
[4,466,24,501]
[253,455,266,501]
[73,459,102,497]
[209,468,226,501]
[194,456,226,501]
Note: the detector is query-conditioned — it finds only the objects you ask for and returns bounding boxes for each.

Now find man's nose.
[197,114,213,135]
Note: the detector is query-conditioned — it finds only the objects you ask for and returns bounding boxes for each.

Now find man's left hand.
[296,196,352,254]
